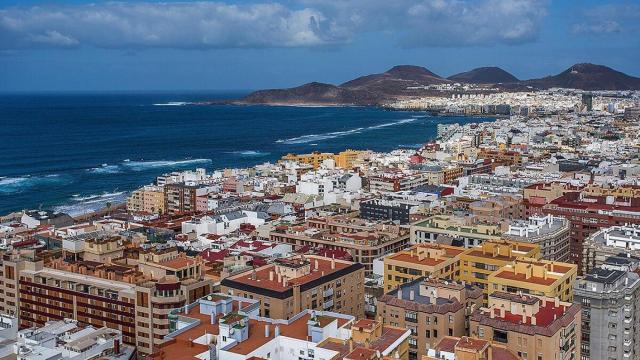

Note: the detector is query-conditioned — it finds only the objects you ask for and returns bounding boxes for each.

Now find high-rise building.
[0,247,212,354]
[574,263,640,360]
[582,93,593,112]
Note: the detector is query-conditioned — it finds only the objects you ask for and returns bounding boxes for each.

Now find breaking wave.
[275,118,418,144]
[0,174,72,194]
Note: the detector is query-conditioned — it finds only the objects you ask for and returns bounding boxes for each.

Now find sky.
[0,0,639,92]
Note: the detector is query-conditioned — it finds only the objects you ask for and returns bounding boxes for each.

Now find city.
[2,0,640,359]
[1,88,640,360]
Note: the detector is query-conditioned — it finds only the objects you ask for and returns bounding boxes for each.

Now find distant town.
[1,84,640,360]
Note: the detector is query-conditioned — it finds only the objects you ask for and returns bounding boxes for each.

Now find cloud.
[0,2,346,50]
[0,0,548,50]
[301,0,549,47]
[572,3,640,36]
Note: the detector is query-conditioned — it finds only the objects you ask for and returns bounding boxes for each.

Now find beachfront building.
[220,254,365,319]
[127,185,165,214]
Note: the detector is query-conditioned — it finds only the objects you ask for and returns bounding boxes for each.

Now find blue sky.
[0,0,639,91]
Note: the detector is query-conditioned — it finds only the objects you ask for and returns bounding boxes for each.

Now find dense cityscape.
[1,87,639,360]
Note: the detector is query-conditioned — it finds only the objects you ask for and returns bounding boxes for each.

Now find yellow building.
[280,149,368,169]
[334,149,368,169]
[280,151,335,169]
[383,243,467,292]
[488,258,577,302]
[459,240,541,302]
[127,185,165,214]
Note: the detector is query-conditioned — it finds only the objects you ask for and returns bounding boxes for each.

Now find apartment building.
[582,224,640,274]
[468,195,523,222]
[0,246,212,354]
[220,254,365,320]
[488,258,577,302]
[377,278,483,360]
[270,215,410,274]
[360,198,418,225]
[424,336,519,360]
[527,189,640,273]
[470,292,581,360]
[459,240,541,301]
[574,265,640,360]
[383,243,466,292]
[478,148,523,166]
[280,150,368,169]
[369,172,433,193]
[410,215,502,248]
[127,185,165,214]
[150,293,410,360]
[503,214,571,261]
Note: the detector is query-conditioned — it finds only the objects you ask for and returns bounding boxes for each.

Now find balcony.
[323,300,334,309]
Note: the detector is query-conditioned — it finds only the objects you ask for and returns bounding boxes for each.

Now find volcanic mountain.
[237,63,640,106]
[524,63,640,90]
[238,65,448,106]
[448,67,519,84]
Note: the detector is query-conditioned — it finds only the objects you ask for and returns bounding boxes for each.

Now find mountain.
[238,82,381,106]
[238,65,448,105]
[341,65,449,96]
[524,63,640,90]
[237,63,640,106]
[448,67,519,84]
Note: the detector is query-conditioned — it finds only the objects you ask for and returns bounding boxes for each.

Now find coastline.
[0,97,494,216]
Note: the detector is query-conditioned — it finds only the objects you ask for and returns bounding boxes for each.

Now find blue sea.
[0,92,489,215]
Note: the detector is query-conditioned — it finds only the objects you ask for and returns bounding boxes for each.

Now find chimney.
[269,271,274,281]
[409,290,415,301]
[531,316,536,326]
[490,310,495,319]
[397,288,403,300]
[274,325,280,337]
[314,260,319,269]
[349,339,354,352]
[554,297,559,308]
[211,312,217,324]
[331,258,335,270]
[499,307,505,318]
[265,324,270,337]
[522,313,527,323]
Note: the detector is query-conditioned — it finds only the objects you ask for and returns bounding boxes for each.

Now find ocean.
[0,92,490,215]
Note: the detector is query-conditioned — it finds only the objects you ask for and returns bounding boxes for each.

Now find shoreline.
[0,108,494,218]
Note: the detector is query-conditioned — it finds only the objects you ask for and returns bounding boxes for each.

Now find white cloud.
[0,0,548,50]
[572,3,640,36]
